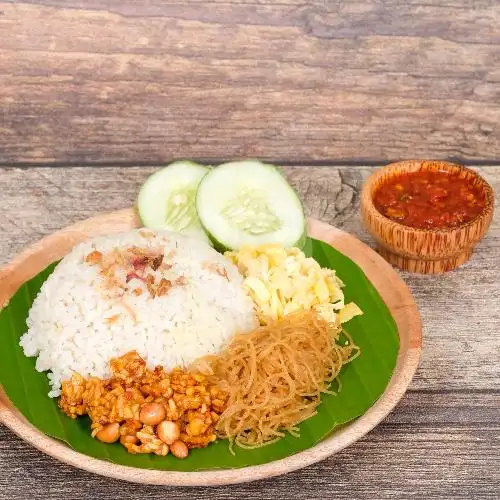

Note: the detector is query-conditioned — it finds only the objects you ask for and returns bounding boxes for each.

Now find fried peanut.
[170,440,189,459]
[157,420,181,445]
[96,423,120,443]
[139,402,166,425]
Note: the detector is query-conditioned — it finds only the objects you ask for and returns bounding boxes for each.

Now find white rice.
[20,229,258,397]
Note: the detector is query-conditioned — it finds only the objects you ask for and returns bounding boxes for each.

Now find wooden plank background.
[0,165,499,498]
[1,1,500,164]
[1,0,500,496]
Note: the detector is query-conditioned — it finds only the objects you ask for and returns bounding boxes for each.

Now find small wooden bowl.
[361,160,494,274]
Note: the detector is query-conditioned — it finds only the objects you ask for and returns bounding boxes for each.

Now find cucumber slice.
[196,160,306,251]
[137,161,210,242]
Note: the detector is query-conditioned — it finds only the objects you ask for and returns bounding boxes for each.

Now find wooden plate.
[0,209,422,486]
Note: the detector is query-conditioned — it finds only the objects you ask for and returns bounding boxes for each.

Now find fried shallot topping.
[84,245,186,303]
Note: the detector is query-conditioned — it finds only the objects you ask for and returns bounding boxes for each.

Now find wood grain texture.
[0,165,498,497]
[1,1,500,163]
[0,211,421,485]
[1,392,499,499]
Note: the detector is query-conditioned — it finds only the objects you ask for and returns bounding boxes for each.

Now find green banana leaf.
[0,237,399,471]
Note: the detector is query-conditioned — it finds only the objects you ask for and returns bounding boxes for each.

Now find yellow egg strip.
[225,245,362,326]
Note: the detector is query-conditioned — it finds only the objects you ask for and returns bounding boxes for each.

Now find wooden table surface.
[1,0,500,163]
[0,165,498,499]
[1,0,500,497]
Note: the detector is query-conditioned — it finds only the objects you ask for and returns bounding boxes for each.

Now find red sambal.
[373,170,485,229]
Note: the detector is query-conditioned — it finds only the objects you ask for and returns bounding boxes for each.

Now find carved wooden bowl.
[360,160,495,274]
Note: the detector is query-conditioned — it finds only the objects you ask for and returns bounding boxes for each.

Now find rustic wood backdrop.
[1,0,500,165]
[1,1,499,497]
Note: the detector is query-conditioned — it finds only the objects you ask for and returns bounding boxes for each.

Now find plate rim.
[0,209,422,486]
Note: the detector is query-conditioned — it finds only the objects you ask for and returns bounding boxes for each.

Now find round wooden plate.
[0,209,422,486]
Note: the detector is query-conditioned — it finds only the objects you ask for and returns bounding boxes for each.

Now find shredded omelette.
[225,244,362,325]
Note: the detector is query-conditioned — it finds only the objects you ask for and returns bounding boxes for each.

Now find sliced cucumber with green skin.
[137,161,211,243]
[196,160,306,251]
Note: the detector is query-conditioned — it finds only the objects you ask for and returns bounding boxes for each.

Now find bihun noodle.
[199,311,360,451]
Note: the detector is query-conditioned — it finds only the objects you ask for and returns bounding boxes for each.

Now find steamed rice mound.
[20,229,258,397]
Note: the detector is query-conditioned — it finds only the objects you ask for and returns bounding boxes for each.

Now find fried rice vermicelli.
[199,311,360,451]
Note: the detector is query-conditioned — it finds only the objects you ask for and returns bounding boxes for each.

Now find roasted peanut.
[139,402,166,425]
[157,420,181,445]
[170,440,189,459]
[96,423,120,443]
